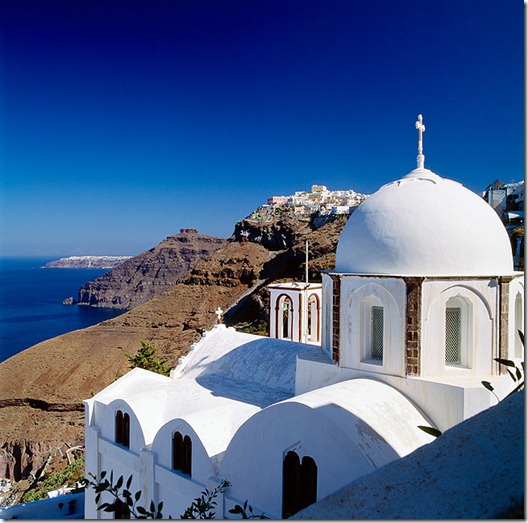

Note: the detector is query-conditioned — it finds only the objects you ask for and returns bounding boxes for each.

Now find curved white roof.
[294,390,524,519]
[90,326,331,448]
[175,324,330,394]
[219,378,435,516]
[280,378,434,462]
[335,167,514,276]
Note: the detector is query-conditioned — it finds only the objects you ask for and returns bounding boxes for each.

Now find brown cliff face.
[0,211,350,481]
[0,440,60,482]
[232,205,314,250]
[77,229,227,309]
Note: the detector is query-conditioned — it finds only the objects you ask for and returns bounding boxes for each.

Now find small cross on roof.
[215,306,224,324]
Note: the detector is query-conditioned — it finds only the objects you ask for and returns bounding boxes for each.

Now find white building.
[267,186,367,214]
[268,282,322,344]
[84,117,524,519]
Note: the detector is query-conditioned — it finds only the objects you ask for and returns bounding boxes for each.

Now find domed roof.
[335,166,514,276]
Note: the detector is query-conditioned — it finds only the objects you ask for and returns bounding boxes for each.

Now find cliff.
[77,229,227,309]
[0,208,351,482]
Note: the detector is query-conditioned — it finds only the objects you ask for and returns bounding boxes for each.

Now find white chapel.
[84,116,524,519]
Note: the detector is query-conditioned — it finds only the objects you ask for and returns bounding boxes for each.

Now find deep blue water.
[0,257,126,363]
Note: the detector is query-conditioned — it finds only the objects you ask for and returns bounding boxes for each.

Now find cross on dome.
[415,114,426,168]
[215,306,224,324]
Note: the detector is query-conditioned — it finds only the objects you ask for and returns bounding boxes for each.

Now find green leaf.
[126,475,133,490]
[418,425,442,437]
[518,330,524,346]
[137,506,148,515]
[135,490,142,502]
[495,357,516,367]
[115,475,124,490]
[481,380,494,392]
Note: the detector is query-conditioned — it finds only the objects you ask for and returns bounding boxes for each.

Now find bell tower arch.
[269,283,322,344]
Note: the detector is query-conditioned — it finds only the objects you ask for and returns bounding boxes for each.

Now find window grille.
[371,306,384,361]
[445,307,461,365]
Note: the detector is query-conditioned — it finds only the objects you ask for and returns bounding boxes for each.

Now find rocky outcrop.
[232,204,363,252]
[232,205,314,250]
[77,229,227,309]
[0,440,55,482]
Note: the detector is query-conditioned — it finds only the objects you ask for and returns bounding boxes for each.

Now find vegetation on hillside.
[20,454,85,503]
[124,340,172,376]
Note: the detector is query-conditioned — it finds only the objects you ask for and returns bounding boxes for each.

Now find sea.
[0,257,126,363]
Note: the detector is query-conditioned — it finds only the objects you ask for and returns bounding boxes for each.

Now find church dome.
[335,166,514,276]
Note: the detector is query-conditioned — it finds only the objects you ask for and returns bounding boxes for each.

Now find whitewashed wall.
[339,276,406,376]
[508,275,524,361]
[219,402,376,519]
[421,279,496,376]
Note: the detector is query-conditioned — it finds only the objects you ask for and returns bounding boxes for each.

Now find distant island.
[42,255,133,269]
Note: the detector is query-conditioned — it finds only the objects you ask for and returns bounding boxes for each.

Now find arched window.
[360,295,384,364]
[370,306,384,361]
[514,292,524,359]
[115,410,130,448]
[307,294,320,342]
[277,295,293,340]
[445,306,461,365]
[282,451,317,518]
[445,296,470,368]
[172,431,192,476]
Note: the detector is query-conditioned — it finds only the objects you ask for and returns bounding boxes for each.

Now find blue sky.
[0,0,523,257]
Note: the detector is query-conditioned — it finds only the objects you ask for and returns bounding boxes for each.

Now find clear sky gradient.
[0,0,523,257]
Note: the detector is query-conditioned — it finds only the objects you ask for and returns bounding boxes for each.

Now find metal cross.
[215,306,224,324]
[415,114,425,155]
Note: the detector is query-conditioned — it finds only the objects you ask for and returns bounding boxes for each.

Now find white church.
[84,116,524,519]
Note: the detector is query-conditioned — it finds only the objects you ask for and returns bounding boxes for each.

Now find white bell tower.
[268,282,322,344]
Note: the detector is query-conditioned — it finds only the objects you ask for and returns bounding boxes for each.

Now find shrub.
[124,340,171,376]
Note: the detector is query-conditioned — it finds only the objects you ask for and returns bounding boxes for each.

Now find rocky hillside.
[0,206,353,483]
[77,229,226,309]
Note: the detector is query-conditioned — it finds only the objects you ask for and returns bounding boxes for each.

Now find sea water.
[0,257,126,363]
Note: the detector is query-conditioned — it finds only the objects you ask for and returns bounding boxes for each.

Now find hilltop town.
[267,184,368,216]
